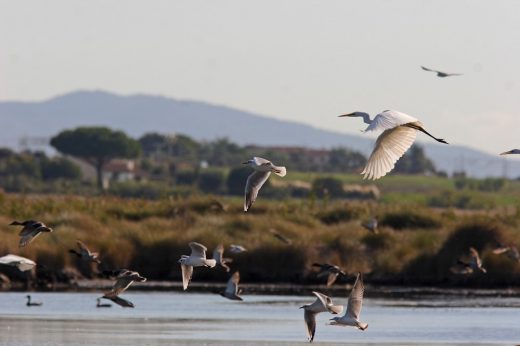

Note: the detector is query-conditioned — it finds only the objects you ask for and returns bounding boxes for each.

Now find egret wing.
[364,110,419,132]
[362,126,417,180]
[346,273,364,320]
[244,171,271,211]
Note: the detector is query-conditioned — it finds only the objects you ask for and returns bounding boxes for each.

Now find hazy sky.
[1,1,519,154]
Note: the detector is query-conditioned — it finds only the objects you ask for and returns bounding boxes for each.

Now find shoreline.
[4,280,520,298]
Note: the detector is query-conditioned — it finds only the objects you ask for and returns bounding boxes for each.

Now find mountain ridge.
[0,90,517,178]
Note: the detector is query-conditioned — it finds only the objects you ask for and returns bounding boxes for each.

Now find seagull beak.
[338,113,355,117]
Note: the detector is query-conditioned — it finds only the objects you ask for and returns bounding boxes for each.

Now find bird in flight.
[10,220,53,247]
[339,110,448,180]
[178,242,217,290]
[312,263,346,287]
[242,157,286,212]
[500,149,520,155]
[421,66,462,77]
[300,291,343,342]
[68,240,101,264]
[450,247,487,275]
[219,271,244,301]
[329,272,368,330]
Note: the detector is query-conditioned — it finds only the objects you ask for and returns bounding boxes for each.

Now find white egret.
[242,157,286,212]
[339,110,448,180]
[421,66,462,77]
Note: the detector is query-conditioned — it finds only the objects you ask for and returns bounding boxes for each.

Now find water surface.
[0,292,519,345]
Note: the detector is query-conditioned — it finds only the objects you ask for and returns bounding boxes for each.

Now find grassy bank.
[0,192,520,288]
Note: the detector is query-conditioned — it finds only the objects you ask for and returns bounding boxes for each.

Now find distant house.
[67,157,146,189]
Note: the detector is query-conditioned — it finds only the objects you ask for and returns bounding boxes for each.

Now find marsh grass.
[0,193,519,286]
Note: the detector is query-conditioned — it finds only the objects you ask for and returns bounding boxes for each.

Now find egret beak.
[500,150,513,155]
[338,113,355,117]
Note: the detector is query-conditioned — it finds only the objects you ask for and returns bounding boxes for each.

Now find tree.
[393,145,436,175]
[50,127,141,190]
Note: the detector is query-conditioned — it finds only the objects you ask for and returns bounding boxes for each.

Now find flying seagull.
[213,243,232,272]
[242,157,286,211]
[450,247,487,275]
[68,240,101,264]
[102,269,146,308]
[421,66,462,77]
[229,244,247,254]
[500,149,520,155]
[362,217,378,234]
[269,229,292,245]
[492,243,520,262]
[178,242,217,290]
[339,110,448,180]
[312,263,346,287]
[10,220,53,247]
[0,254,36,272]
[219,271,243,301]
[300,291,343,342]
[329,272,368,330]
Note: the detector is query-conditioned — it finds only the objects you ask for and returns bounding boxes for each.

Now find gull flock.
[1,67,520,343]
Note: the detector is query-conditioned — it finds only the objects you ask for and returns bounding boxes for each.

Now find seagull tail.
[273,166,286,177]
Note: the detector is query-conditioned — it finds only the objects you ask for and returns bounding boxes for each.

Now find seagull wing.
[213,243,224,263]
[326,272,339,287]
[252,157,272,165]
[76,240,91,255]
[226,271,240,295]
[304,309,317,342]
[244,171,271,211]
[346,273,365,320]
[189,242,208,259]
[362,125,417,180]
[421,66,438,73]
[311,291,342,314]
[19,230,40,247]
[103,295,134,308]
[181,264,193,290]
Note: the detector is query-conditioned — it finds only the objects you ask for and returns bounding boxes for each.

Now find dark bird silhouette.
[26,295,42,306]
[421,66,462,78]
[312,263,346,287]
[10,220,53,247]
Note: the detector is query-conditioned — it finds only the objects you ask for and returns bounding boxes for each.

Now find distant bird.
[312,263,346,287]
[421,66,462,77]
[269,229,292,245]
[329,272,368,330]
[229,244,247,254]
[219,272,243,301]
[102,295,134,308]
[26,295,42,307]
[102,269,146,308]
[242,157,287,211]
[213,243,232,272]
[178,242,217,290]
[68,240,101,264]
[450,247,487,275]
[492,243,520,262]
[339,110,448,180]
[96,298,112,308]
[362,217,378,234]
[10,220,53,247]
[0,254,36,272]
[300,291,343,342]
[500,149,520,155]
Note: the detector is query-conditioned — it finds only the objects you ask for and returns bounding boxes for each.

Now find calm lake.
[0,291,519,345]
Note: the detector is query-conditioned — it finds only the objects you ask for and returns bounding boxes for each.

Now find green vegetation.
[1,193,519,287]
